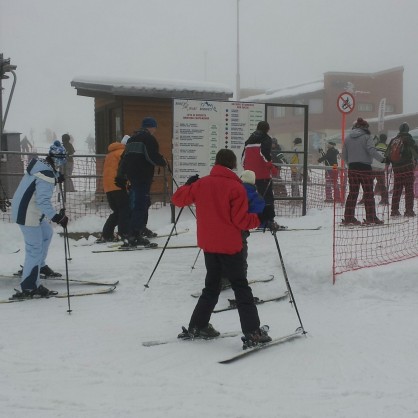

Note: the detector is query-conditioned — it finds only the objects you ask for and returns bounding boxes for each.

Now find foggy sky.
[1,0,417,149]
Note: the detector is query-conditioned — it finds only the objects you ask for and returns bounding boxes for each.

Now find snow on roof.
[242,80,324,102]
[366,111,418,123]
[71,76,233,99]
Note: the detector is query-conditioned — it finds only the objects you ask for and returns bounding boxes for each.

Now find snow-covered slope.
[0,207,417,418]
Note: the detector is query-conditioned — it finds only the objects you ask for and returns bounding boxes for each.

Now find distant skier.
[318,141,341,202]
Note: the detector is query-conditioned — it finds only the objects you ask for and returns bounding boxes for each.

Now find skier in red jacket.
[172,149,271,346]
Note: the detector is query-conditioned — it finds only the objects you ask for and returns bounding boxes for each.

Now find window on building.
[385,103,395,113]
[357,103,374,112]
[273,106,286,118]
[294,100,305,116]
[308,98,323,114]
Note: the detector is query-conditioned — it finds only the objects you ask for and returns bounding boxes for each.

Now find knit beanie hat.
[49,140,67,167]
[142,117,157,129]
[240,170,256,185]
[353,117,369,130]
[121,135,130,145]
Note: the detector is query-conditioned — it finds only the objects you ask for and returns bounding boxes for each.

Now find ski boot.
[241,325,271,349]
[40,265,62,277]
[10,285,58,300]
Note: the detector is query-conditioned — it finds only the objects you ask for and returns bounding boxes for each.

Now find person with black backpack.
[115,117,167,247]
[385,122,418,217]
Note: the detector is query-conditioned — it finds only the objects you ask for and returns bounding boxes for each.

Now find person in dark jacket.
[385,122,418,217]
[242,121,278,224]
[342,117,385,225]
[271,138,288,197]
[10,140,69,299]
[61,133,76,192]
[172,149,271,346]
[116,117,166,246]
[318,141,341,202]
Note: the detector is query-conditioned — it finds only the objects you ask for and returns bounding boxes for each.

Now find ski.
[77,228,191,248]
[0,274,119,287]
[213,291,289,313]
[190,275,274,298]
[74,240,122,247]
[339,218,410,229]
[43,277,119,287]
[92,244,197,253]
[0,286,117,304]
[219,328,306,364]
[107,228,190,247]
[143,327,240,347]
[252,226,321,232]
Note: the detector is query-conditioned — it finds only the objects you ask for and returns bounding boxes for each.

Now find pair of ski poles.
[143,167,306,334]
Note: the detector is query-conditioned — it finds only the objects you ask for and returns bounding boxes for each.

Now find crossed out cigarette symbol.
[341,97,352,109]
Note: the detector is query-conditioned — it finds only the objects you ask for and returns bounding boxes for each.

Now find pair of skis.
[0,274,119,304]
[252,226,321,233]
[0,285,117,304]
[92,243,197,253]
[75,228,190,247]
[0,274,119,287]
[142,326,306,364]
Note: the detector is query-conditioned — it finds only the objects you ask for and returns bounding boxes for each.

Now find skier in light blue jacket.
[11,140,69,299]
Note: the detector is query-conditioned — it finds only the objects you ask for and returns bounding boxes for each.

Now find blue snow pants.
[19,219,53,291]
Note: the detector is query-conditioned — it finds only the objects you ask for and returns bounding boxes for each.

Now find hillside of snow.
[0,206,417,418]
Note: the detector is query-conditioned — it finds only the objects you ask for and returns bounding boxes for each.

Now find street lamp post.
[236,0,240,101]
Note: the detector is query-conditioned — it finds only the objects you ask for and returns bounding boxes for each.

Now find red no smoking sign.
[337,92,355,114]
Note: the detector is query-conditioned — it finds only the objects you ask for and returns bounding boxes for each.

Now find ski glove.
[185,174,199,185]
[114,176,127,189]
[52,211,68,228]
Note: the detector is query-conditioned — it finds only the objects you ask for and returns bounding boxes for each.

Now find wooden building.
[71,77,233,199]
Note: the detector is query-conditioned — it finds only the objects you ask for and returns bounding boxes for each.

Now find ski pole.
[165,159,197,220]
[58,181,72,260]
[271,229,306,334]
[190,248,201,272]
[62,225,72,314]
[144,206,185,290]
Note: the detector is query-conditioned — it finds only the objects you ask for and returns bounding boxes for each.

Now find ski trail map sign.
[173,99,265,186]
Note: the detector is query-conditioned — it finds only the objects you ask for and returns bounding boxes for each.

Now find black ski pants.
[102,190,130,240]
[189,251,260,334]
[255,178,275,221]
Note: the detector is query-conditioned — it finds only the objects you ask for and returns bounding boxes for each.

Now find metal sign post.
[334,92,355,283]
[336,92,355,201]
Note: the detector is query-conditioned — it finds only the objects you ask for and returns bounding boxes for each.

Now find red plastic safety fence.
[333,166,418,282]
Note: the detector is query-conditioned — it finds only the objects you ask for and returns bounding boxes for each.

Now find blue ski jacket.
[12,158,60,226]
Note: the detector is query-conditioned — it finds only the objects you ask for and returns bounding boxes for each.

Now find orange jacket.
[103,142,125,193]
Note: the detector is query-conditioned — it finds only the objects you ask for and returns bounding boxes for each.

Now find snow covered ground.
[1,206,418,418]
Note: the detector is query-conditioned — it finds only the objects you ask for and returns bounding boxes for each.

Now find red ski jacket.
[242,144,277,179]
[171,165,260,254]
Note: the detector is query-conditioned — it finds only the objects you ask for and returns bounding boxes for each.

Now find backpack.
[388,135,405,163]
